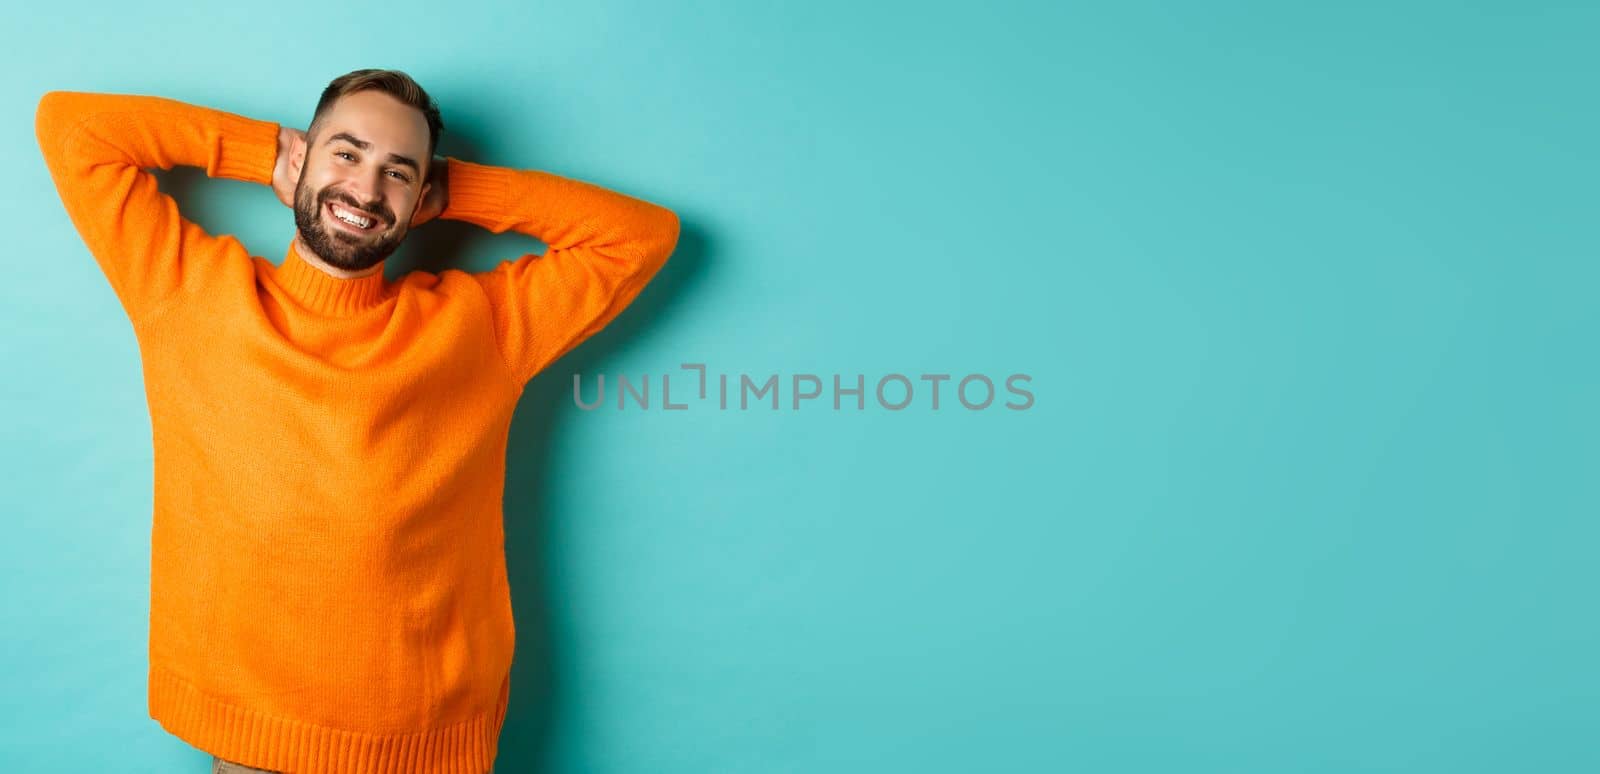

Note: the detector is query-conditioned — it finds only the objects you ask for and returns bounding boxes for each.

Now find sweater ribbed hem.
[148,662,508,774]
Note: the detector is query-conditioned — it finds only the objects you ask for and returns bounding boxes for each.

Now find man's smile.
[326,200,384,234]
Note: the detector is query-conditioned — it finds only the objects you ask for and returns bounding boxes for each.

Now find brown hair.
[309,68,444,162]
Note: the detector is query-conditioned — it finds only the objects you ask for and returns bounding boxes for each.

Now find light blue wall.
[3,1,1596,772]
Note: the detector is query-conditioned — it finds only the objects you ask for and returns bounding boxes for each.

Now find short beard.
[292,181,407,273]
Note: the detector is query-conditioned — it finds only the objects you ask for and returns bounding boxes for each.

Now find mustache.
[320,189,393,227]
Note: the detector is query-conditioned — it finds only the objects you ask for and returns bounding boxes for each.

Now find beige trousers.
[212,759,278,774]
[212,755,494,773]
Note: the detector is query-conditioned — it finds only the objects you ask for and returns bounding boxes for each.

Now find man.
[35,69,680,774]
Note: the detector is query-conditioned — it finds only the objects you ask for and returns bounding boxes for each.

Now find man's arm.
[34,91,280,324]
[437,157,681,386]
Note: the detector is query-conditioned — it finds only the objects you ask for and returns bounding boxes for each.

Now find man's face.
[291,90,432,272]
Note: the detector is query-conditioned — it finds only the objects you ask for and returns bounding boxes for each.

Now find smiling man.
[288,86,436,277]
[35,69,680,774]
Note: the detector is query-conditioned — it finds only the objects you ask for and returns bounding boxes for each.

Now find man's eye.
[336,151,356,161]
[387,170,410,182]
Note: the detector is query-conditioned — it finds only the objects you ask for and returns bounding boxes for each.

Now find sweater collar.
[274,238,390,316]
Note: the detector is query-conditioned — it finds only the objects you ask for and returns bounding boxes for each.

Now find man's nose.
[346,169,385,209]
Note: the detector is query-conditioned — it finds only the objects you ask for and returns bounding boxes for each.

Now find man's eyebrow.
[325,132,422,174]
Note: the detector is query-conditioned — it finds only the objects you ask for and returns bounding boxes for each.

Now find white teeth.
[331,205,372,229]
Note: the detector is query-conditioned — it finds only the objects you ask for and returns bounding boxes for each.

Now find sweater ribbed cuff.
[440,158,510,228]
[209,113,279,186]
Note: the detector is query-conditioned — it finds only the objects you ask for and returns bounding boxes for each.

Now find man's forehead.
[319,91,429,154]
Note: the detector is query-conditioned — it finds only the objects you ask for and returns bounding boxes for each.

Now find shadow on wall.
[158,136,712,772]
[496,219,706,772]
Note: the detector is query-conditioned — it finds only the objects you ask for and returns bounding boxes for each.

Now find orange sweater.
[35,91,679,774]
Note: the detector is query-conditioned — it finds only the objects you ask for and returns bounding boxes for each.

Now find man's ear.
[410,180,434,225]
[289,133,307,179]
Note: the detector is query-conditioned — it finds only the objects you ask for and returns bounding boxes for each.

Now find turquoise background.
[3,1,1596,772]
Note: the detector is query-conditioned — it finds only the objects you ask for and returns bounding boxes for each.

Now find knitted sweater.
[34,90,679,774]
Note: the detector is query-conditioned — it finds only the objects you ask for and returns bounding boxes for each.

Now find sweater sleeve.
[442,158,680,386]
[34,91,281,324]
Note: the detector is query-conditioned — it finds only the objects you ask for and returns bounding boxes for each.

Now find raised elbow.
[655,207,682,259]
[625,204,679,271]
[35,91,71,151]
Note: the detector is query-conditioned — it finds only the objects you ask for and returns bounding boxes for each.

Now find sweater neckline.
[273,239,391,316]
